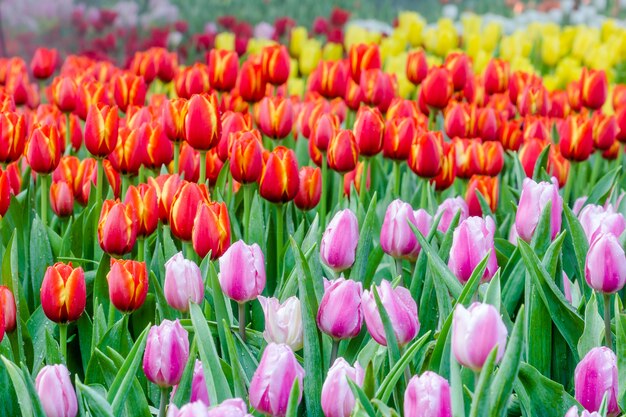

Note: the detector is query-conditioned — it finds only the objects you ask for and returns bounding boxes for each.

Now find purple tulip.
[143,319,190,387]
[320,209,359,272]
[575,347,619,416]
[167,402,209,417]
[564,407,602,417]
[448,216,498,284]
[435,197,469,233]
[208,399,253,417]
[380,200,421,260]
[35,364,78,417]
[578,204,626,243]
[515,177,563,242]
[164,252,204,312]
[258,296,303,351]
[317,277,363,340]
[361,280,419,346]
[218,240,266,303]
[585,232,626,294]
[249,343,305,417]
[451,303,508,371]
[321,358,365,417]
[404,371,452,417]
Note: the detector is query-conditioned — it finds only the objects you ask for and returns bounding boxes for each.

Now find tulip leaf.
[351,193,379,285]
[489,305,525,417]
[375,332,431,403]
[562,205,590,300]
[170,337,198,407]
[209,261,232,362]
[372,286,401,369]
[104,347,152,417]
[76,379,116,417]
[514,362,580,416]
[189,302,232,404]
[106,322,150,415]
[527,273,552,376]
[484,271,501,311]
[347,379,377,417]
[585,166,620,206]
[615,306,626,410]
[438,211,462,263]
[3,231,26,366]
[532,145,551,181]
[577,293,604,359]
[29,216,53,307]
[450,350,465,417]
[0,355,45,417]
[468,347,498,417]
[285,378,301,417]
[529,200,553,256]
[93,252,111,319]
[222,319,248,398]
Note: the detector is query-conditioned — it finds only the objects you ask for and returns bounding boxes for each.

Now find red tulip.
[25,123,61,174]
[409,131,443,178]
[30,47,58,80]
[311,113,339,152]
[294,166,322,211]
[580,68,608,110]
[348,43,381,83]
[230,130,264,184]
[207,49,239,92]
[431,141,456,191]
[406,49,428,85]
[218,111,252,161]
[259,146,300,203]
[0,286,16,333]
[98,199,138,256]
[169,182,210,241]
[466,175,499,216]
[237,57,267,103]
[0,111,26,164]
[261,44,290,86]
[107,259,148,313]
[258,96,294,139]
[50,180,74,218]
[124,184,158,237]
[421,67,453,109]
[162,98,187,142]
[318,60,348,99]
[41,262,86,323]
[184,93,221,151]
[591,113,617,151]
[444,52,471,91]
[328,129,359,173]
[51,76,78,113]
[353,106,385,157]
[559,115,594,161]
[149,174,183,223]
[360,69,396,112]
[108,126,146,175]
[112,73,147,113]
[84,103,119,157]
[483,59,509,95]
[192,201,231,259]
[383,117,416,161]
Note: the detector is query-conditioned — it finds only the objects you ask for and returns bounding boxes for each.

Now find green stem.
[395,258,403,283]
[428,108,437,131]
[338,173,345,206]
[604,293,613,350]
[238,302,247,342]
[589,151,603,188]
[276,203,284,281]
[137,237,145,262]
[173,141,180,175]
[65,112,72,155]
[59,323,67,364]
[243,184,252,242]
[121,175,130,199]
[199,151,207,185]
[40,174,48,228]
[158,387,169,417]
[563,161,576,207]
[96,158,104,204]
[359,157,369,208]
[108,298,116,328]
[393,161,401,197]
[330,339,340,366]
[320,153,328,228]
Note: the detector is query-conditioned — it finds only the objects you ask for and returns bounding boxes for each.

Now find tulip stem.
[65,112,71,155]
[40,174,48,228]
[137,237,144,262]
[359,158,369,208]
[96,158,104,204]
[199,151,207,185]
[243,184,252,242]
[121,175,129,199]
[108,300,116,328]
[393,161,401,197]
[59,323,67,364]
[238,302,247,342]
[158,387,169,417]
[395,258,403,283]
[320,153,327,228]
[276,203,284,280]
[173,142,180,174]
[604,293,613,350]
[330,339,339,366]
[338,174,344,206]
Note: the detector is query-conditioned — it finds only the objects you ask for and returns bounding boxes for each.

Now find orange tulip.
[294,166,322,211]
[348,43,381,83]
[107,259,148,313]
[192,201,231,259]
[230,130,264,184]
[408,131,443,178]
[466,175,499,216]
[149,173,183,223]
[98,199,138,256]
[124,184,158,237]
[108,126,146,175]
[328,129,359,173]
[25,123,61,174]
[162,98,187,142]
[259,146,300,203]
[184,93,221,151]
[169,182,211,241]
[317,60,348,99]
[40,262,86,323]
[112,72,147,112]
[406,49,428,86]
[84,103,119,157]
[0,111,26,164]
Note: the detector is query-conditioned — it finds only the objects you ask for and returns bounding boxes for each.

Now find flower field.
[1,3,626,417]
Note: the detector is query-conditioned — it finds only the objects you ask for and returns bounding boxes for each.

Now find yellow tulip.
[482,22,502,52]
[323,42,344,61]
[601,19,618,42]
[299,39,322,75]
[397,11,425,46]
[215,32,235,51]
[287,77,305,98]
[472,50,490,74]
[541,35,561,67]
[289,26,308,58]
[571,29,599,62]
[380,37,405,61]
[461,13,482,37]
[246,38,275,55]
[289,58,299,78]
[465,33,482,59]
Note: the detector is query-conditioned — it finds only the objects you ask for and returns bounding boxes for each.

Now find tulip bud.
[164,252,204,312]
[207,398,252,417]
[328,129,359,173]
[229,130,264,184]
[575,347,619,415]
[317,60,348,99]
[51,76,78,113]
[169,182,210,241]
[564,406,602,417]
[360,69,395,112]
[258,96,294,139]
[167,402,209,417]
[353,106,385,157]
[261,45,290,86]
[0,111,26,164]
[448,216,498,284]
[517,84,549,117]
[143,319,190,388]
[310,113,339,152]
[294,166,321,211]
[108,126,146,176]
[321,358,365,417]
[383,117,416,161]
[317,277,363,340]
[591,113,617,151]
[218,241,266,303]
[585,233,626,294]
[578,204,626,243]
[184,94,221,151]
[25,123,61,174]
[163,98,187,142]
[559,116,594,162]
[107,259,148,313]
[580,68,608,110]
[362,280,419,346]
[444,52,470,92]
[404,371,452,417]
[483,58,509,95]
[192,201,231,260]
[259,146,300,203]
[258,296,303,351]
[35,365,78,417]
[406,49,428,86]
[50,180,74,218]
[30,47,58,80]
[466,175,499,217]
[207,49,239,92]
[432,142,456,191]
[41,262,86,323]
[515,177,563,242]
[190,360,210,406]
[451,302,507,371]
[435,197,469,233]
[237,58,267,103]
[409,131,443,178]
[0,285,16,332]
[98,199,138,256]
[421,67,453,109]
[380,199,421,260]
[249,343,305,417]
[84,104,119,157]
[320,209,359,272]
[444,103,469,139]
[348,43,381,83]
[124,184,158,237]
[112,73,147,113]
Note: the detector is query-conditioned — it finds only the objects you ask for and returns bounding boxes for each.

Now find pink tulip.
[320,209,359,272]
[564,407,602,417]
[361,280,419,346]
[515,177,563,242]
[380,199,419,259]
[249,343,305,417]
[585,232,626,294]
[563,272,573,304]
[171,360,210,406]
[321,358,365,417]
[573,196,588,216]
[259,296,303,351]
[448,216,498,284]
[435,197,468,233]
[35,365,78,417]
[143,319,190,387]
[167,402,209,417]
[575,347,619,416]
[317,277,363,340]
[578,204,626,243]
[451,303,508,371]
[404,371,452,417]
[164,252,204,312]
[208,399,253,417]
[218,240,266,303]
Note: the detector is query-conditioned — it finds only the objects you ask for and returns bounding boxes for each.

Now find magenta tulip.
[448,216,498,284]
[321,358,365,417]
[404,371,452,417]
[585,233,626,294]
[320,209,359,272]
[451,302,508,371]
[575,347,619,416]
[208,399,253,417]
[565,407,602,417]
[35,365,78,417]
[361,280,419,346]
[191,360,210,406]
[249,343,305,417]
[164,252,204,312]
[218,240,266,303]
[380,200,431,260]
[258,296,303,351]
[578,204,626,243]
[143,319,190,387]
[435,197,469,233]
[167,402,209,417]
[573,196,588,216]
[317,277,363,340]
[515,177,563,242]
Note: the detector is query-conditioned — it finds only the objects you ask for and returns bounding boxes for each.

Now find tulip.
[451,302,508,371]
[578,204,626,243]
[321,358,365,417]
[444,52,470,92]
[258,296,303,351]
[353,106,385,157]
[310,113,339,152]
[167,402,209,417]
[580,68,608,110]
[112,72,147,113]
[50,180,74,218]
[192,201,231,260]
[383,117,416,161]
[320,209,359,272]
[498,119,523,151]
[107,259,148,313]
[219,241,266,303]
[409,131,443,178]
[163,98,187,143]
[362,280,419,346]
[0,285,16,332]
[406,49,428,85]
[258,96,294,140]
[559,116,594,162]
[585,233,626,295]
[249,343,305,417]
[143,319,190,387]
[259,146,300,203]
[575,347,619,415]
[190,360,210,406]
[359,69,395,112]
[219,112,252,161]
[432,142,456,191]
[484,59,509,95]
[328,130,359,173]
[25,123,61,174]
[591,113,617,151]
[435,197,469,233]
[163,252,204,313]
[421,67,453,109]
[229,130,264,184]
[515,177,563,242]
[41,262,86,323]
[344,77,363,111]
[207,398,252,417]
[380,199,421,260]
[404,371,452,417]
[444,103,469,139]
[175,63,211,99]
[236,58,267,103]
[124,184,158,237]
[517,84,549,117]
[108,126,146,176]
[564,407,601,417]
[30,47,58,80]
[294,166,322,211]
[466,175,499,217]
[348,43,381,83]
[448,216,498,284]
[261,44,290,86]
[0,111,26,164]
[169,182,210,241]
[98,199,138,256]
[317,277,363,340]
[207,49,239,92]
[35,365,78,417]
[51,76,78,113]
[84,104,119,157]
[478,141,504,176]
[317,60,348,99]
[518,138,547,178]
[184,93,221,151]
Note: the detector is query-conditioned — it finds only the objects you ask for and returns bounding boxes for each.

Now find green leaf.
[103,347,152,417]
[222,319,248,398]
[171,338,198,407]
[285,378,301,417]
[468,348,498,417]
[373,286,401,370]
[0,356,44,417]
[76,379,115,417]
[562,205,590,300]
[532,145,551,180]
[350,193,379,284]
[577,293,604,359]
[347,379,376,417]
[29,216,53,307]
[484,272,501,312]
[585,166,620,206]
[209,262,232,362]
[514,362,580,416]
[450,351,465,417]
[615,308,626,410]
[4,231,25,366]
